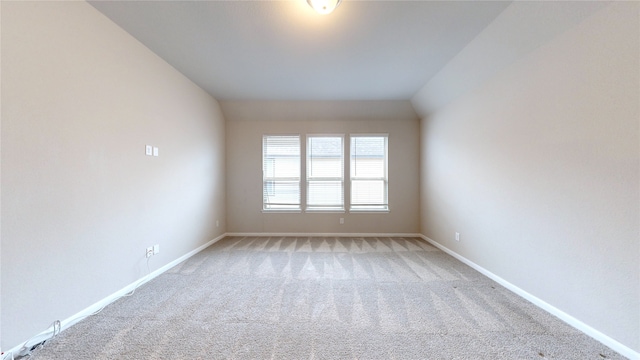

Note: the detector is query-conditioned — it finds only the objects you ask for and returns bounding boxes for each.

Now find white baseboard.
[226,232,422,238]
[419,234,639,360]
[2,234,227,359]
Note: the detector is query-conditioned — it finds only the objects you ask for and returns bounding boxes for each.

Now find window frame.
[306,134,345,212]
[349,134,389,213]
[262,135,302,212]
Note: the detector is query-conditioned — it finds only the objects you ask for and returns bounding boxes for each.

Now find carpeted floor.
[28,236,625,359]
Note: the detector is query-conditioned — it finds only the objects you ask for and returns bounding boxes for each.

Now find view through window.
[351,135,388,211]
[262,135,300,210]
[307,136,344,211]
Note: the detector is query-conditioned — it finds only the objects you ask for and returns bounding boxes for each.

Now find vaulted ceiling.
[89,1,608,114]
[88,1,510,101]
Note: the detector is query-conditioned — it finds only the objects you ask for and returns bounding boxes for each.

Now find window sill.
[262,209,302,214]
[349,209,390,213]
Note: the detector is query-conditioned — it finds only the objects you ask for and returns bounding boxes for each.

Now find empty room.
[1,0,638,359]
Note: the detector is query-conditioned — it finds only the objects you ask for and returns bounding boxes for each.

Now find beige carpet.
[28,236,624,359]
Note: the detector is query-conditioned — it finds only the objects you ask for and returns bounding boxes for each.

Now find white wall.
[411,1,608,118]
[1,1,226,350]
[222,100,420,234]
[414,2,639,354]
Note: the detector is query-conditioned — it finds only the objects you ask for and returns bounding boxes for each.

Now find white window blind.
[263,135,300,211]
[350,135,388,211]
[307,136,344,211]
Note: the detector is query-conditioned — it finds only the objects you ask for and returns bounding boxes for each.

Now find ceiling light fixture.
[307,0,342,15]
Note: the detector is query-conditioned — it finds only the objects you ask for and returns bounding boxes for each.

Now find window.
[350,135,388,211]
[307,136,344,211]
[262,134,388,213]
[263,135,300,211]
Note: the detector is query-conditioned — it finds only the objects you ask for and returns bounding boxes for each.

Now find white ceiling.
[88,0,511,101]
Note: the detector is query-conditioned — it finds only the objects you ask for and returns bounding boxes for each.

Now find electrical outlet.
[216,220,219,227]
[153,244,160,255]
[455,232,460,241]
[146,247,153,258]
[339,218,344,224]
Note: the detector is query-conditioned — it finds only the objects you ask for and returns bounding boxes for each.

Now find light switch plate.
[153,147,159,157]
[145,145,152,156]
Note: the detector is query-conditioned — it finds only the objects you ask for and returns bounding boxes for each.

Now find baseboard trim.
[418,234,639,360]
[226,232,423,238]
[3,234,227,358]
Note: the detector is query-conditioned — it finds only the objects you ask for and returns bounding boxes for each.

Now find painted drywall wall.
[1,1,225,350]
[222,101,420,234]
[411,1,607,118]
[414,2,639,353]
[0,1,3,350]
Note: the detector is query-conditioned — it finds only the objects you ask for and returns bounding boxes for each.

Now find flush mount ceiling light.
[307,0,343,15]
